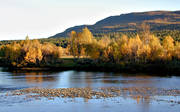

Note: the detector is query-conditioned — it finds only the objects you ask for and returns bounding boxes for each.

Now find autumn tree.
[22,39,43,64]
[127,34,143,62]
[69,27,95,58]
[148,35,163,61]
[69,31,80,58]
[108,41,121,63]
[0,45,6,58]
[115,35,129,61]
[4,42,21,66]
[85,42,102,59]
[137,44,151,63]
[80,27,94,44]
[0,36,62,67]
[174,42,180,59]
[97,36,112,61]
[162,36,174,60]
[41,42,62,63]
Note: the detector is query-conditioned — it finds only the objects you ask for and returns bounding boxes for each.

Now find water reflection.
[0,69,179,89]
[25,72,57,84]
[11,71,57,83]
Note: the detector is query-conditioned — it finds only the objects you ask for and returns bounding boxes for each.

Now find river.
[0,67,180,112]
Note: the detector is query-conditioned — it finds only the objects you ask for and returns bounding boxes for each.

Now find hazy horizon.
[0,0,180,40]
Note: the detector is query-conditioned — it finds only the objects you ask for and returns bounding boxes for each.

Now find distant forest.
[1,29,180,47]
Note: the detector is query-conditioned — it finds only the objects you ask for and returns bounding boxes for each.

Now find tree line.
[0,37,62,67]
[0,27,180,67]
[68,27,180,64]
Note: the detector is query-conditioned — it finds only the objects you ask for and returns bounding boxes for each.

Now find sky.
[0,0,180,40]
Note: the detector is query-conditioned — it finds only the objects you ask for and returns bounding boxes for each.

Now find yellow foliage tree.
[174,42,180,59]
[23,40,43,64]
[80,27,94,44]
[137,44,151,62]
[41,42,61,63]
[148,35,164,61]
[127,34,143,62]
[0,37,62,66]
[162,36,174,60]
[69,27,95,58]
[69,31,80,58]
[5,42,21,66]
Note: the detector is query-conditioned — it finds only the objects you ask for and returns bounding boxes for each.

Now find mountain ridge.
[50,10,180,38]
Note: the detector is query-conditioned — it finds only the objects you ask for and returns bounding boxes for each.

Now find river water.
[0,67,180,112]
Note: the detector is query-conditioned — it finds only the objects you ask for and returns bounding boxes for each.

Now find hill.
[50,10,180,38]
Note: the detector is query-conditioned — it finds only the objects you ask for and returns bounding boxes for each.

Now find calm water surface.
[0,67,180,112]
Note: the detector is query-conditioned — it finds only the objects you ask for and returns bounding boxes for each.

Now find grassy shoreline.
[1,58,180,75]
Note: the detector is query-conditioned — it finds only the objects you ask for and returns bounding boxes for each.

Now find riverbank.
[1,58,180,75]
